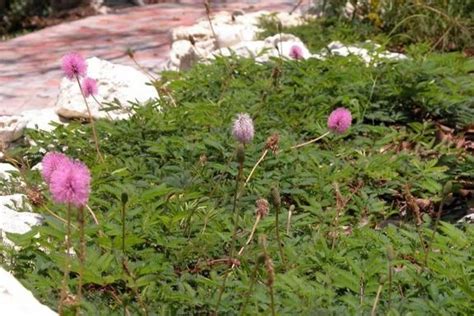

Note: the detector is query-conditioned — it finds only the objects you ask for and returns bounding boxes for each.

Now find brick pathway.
[0,0,297,115]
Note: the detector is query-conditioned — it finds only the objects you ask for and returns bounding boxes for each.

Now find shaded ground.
[0,0,295,115]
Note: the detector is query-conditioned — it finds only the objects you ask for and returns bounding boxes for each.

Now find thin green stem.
[76,76,103,162]
[59,204,72,314]
[274,203,286,265]
[122,202,126,257]
[388,260,392,310]
[269,282,276,316]
[77,206,85,315]
[230,162,244,260]
[91,95,113,120]
[121,198,127,316]
[424,199,445,266]
[215,161,244,313]
[239,261,260,316]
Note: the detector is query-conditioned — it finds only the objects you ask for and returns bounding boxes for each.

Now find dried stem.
[204,0,221,54]
[371,283,384,316]
[127,51,157,81]
[43,205,68,225]
[289,131,330,150]
[290,0,304,15]
[238,214,261,256]
[286,205,294,235]
[244,149,268,187]
[85,204,100,226]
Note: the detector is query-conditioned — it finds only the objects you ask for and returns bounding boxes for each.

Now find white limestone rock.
[458,213,474,224]
[0,194,42,246]
[263,33,312,60]
[218,40,267,59]
[0,115,28,144]
[214,23,258,48]
[32,163,42,171]
[214,33,312,62]
[0,267,56,316]
[55,57,158,120]
[167,10,308,70]
[326,41,407,64]
[231,11,305,28]
[171,23,213,42]
[0,163,19,180]
[22,108,64,132]
[273,11,306,27]
[167,39,214,71]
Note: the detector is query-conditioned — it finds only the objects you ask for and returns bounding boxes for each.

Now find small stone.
[0,116,28,144]
[0,163,19,180]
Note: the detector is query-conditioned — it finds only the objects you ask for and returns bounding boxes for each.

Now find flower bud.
[270,187,281,208]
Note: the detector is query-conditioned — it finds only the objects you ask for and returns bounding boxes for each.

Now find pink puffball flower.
[41,152,70,185]
[61,52,87,80]
[328,107,352,134]
[289,45,304,60]
[49,159,91,208]
[232,113,254,144]
[81,77,98,97]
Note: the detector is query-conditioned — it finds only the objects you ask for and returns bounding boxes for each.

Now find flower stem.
[239,260,260,316]
[215,158,244,313]
[91,95,113,120]
[274,202,286,265]
[261,236,276,316]
[75,76,103,162]
[121,197,127,315]
[424,198,446,267]
[77,206,86,314]
[59,204,72,314]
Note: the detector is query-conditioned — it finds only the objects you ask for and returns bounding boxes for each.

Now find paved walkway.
[0,0,296,115]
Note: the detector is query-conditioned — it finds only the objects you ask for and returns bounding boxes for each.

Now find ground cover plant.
[1,13,474,316]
